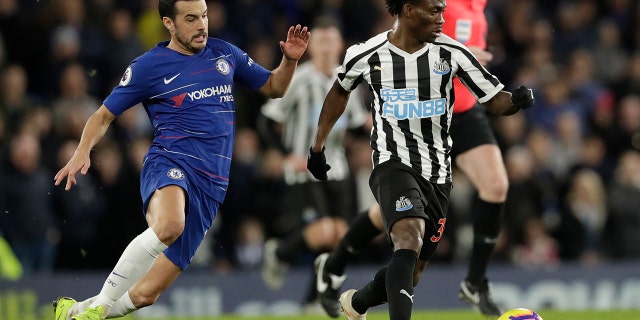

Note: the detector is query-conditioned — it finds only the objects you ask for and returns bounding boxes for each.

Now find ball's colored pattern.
[498,308,543,320]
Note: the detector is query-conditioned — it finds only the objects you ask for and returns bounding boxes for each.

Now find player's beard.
[176,30,207,54]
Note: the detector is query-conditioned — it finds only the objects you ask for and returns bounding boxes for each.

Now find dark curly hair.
[385,0,423,16]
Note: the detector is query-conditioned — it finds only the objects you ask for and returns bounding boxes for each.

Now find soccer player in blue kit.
[52,0,310,319]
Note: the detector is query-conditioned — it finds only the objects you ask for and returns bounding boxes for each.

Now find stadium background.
[0,0,639,318]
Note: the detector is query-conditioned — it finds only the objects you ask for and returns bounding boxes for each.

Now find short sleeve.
[336,45,366,92]
[453,48,503,104]
[103,60,150,116]
[229,43,271,90]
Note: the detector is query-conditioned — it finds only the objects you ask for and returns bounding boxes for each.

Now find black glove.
[307,147,331,180]
[512,85,534,110]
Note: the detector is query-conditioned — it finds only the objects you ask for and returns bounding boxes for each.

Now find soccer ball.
[498,308,543,320]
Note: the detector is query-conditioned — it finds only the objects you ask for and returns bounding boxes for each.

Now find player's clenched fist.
[307,147,331,180]
[511,86,534,111]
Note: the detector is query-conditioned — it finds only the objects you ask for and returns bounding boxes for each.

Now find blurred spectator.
[52,140,107,270]
[604,150,640,260]
[593,20,629,86]
[493,112,528,151]
[216,128,263,268]
[0,64,37,135]
[232,37,278,129]
[0,132,58,275]
[102,8,145,96]
[570,134,614,184]
[135,0,167,50]
[510,217,560,270]
[526,74,586,135]
[255,148,287,237]
[602,94,640,158]
[601,0,638,53]
[567,49,611,128]
[554,169,607,264]
[91,138,147,268]
[46,0,107,98]
[525,128,562,227]
[51,62,101,140]
[501,146,545,250]
[552,0,599,63]
[0,0,29,66]
[552,111,583,180]
[234,216,265,271]
[613,52,640,98]
[207,1,242,46]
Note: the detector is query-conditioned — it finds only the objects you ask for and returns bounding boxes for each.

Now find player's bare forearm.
[311,82,350,152]
[77,105,117,153]
[54,105,116,190]
[262,57,300,98]
[484,91,518,116]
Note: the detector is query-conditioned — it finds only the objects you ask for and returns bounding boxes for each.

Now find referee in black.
[307,0,534,319]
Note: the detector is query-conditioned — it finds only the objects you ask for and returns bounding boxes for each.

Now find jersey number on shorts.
[430,218,447,242]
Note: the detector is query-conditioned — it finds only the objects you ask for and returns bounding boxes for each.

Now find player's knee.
[479,175,508,202]
[390,219,424,251]
[304,218,338,249]
[154,219,185,244]
[332,219,348,245]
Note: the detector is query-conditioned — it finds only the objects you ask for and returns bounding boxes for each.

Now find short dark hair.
[158,0,177,20]
[385,0,423,16]
[158,0,200,20]
[311,15,343,33]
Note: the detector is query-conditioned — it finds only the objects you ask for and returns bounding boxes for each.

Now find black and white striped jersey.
[262,61,368,184]
[336,31,504,184]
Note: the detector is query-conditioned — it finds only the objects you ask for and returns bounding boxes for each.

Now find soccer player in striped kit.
[258,17,368,310]
[312,0,509,317]
[307,0,533,319]
[52,0,310,319]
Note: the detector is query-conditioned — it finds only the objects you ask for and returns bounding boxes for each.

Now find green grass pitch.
[121,309,640,320]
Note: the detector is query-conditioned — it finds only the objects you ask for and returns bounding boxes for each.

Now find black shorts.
[450,103,497,159]
[369,160,452,261]
[275,179,355,234]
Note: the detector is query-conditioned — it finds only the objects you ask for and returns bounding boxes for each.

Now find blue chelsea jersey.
[104,38,271,201]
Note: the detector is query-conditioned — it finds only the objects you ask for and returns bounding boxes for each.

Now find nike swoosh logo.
[316,254,329,293]
[163,73,181,84]
[461,285,480,304]
[316,253,347,293]
[329,273,347,290]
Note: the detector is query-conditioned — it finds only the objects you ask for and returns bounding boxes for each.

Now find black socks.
[326,210,380,275]
[467,198,503,285]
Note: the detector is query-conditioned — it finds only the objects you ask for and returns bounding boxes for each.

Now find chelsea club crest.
[216,59,230,75]
[167,168,185,180]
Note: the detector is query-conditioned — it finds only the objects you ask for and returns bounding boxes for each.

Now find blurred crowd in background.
[0,0,640,279]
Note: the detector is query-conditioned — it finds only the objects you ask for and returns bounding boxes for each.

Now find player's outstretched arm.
[260,24,310,98]
[484,86,534,116]
[54,105,116,190]
[311,81,350,153]
[307,81,350,180]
